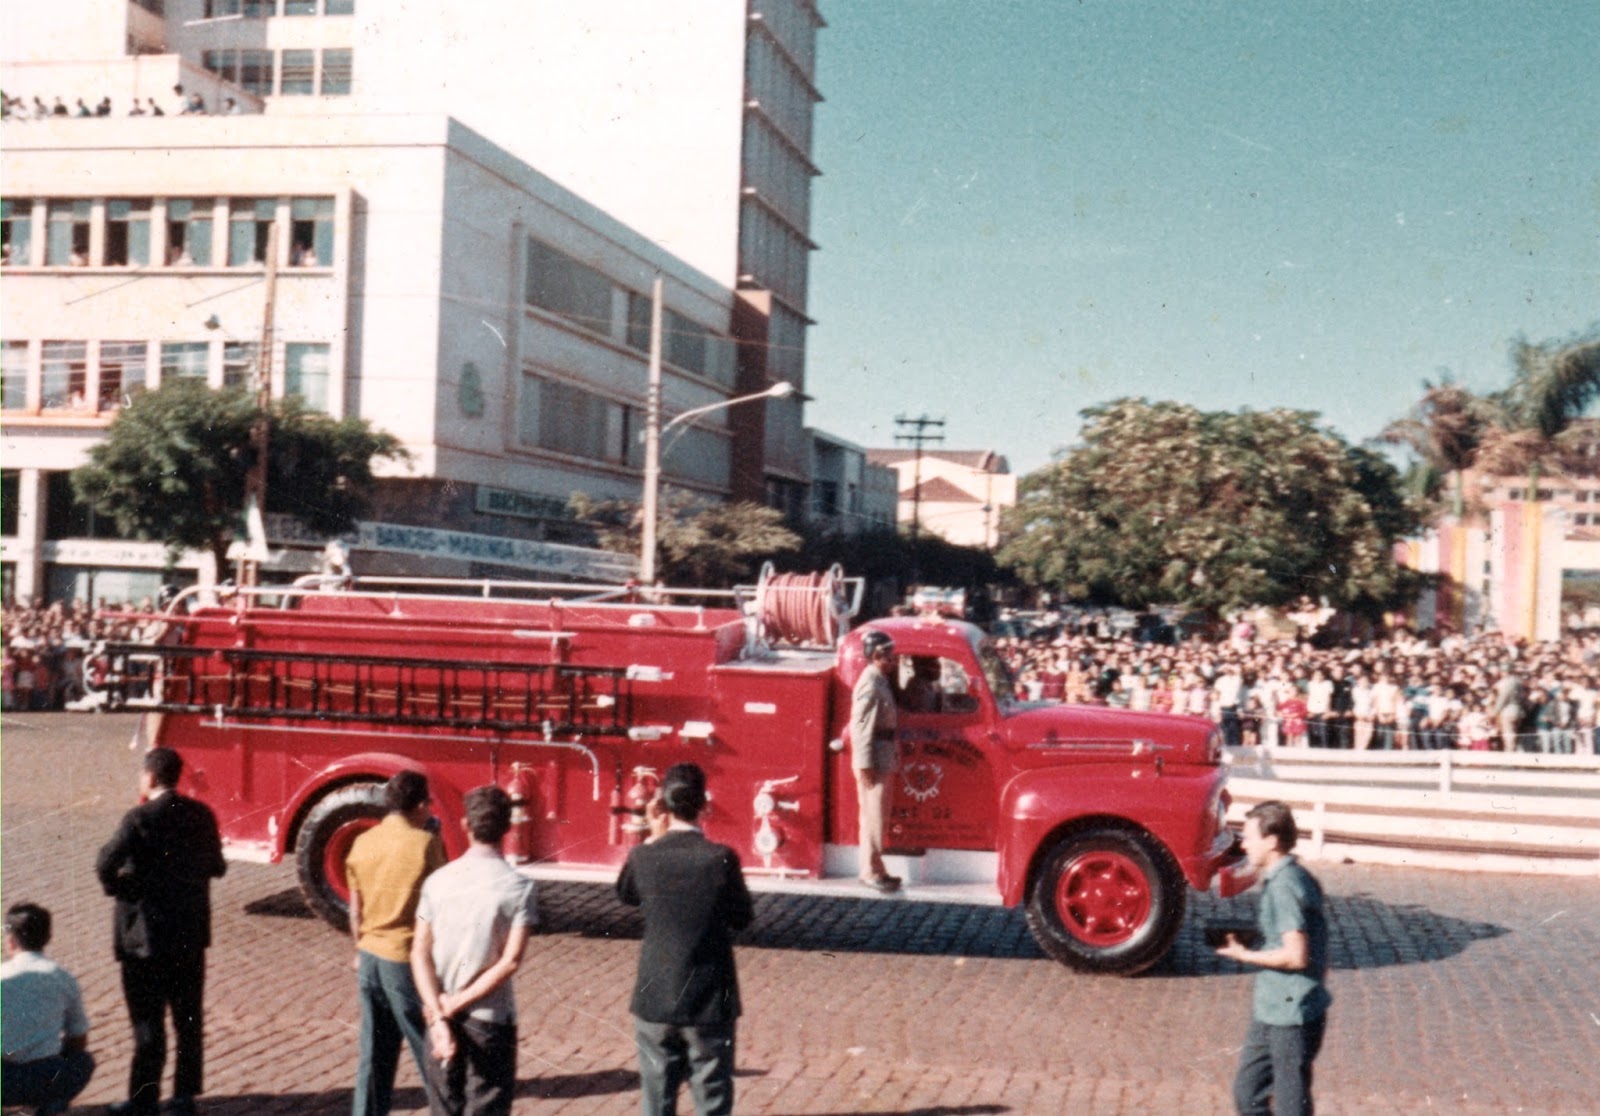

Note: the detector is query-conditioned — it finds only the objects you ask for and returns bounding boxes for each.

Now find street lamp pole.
[240,222,278,588]
[637,277,794,583]
[640,275,664,586]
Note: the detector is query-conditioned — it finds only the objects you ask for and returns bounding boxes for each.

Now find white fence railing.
[1224,746,1600,876]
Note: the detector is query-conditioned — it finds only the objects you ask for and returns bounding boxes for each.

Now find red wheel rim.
[321,818,378,903]
[1054,849,1152,947]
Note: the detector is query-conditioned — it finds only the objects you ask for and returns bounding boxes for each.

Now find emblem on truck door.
[900,761,944,803]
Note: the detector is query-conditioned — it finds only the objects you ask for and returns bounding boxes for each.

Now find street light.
[638,276,794,585]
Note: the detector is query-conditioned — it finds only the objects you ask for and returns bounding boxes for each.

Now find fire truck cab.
[107,566,1242,975]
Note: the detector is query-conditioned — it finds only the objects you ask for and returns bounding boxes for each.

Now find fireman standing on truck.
[851,630,902,892]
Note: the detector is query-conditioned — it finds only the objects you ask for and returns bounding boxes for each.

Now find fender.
[995,762,1230,905]
[279,751,471,862]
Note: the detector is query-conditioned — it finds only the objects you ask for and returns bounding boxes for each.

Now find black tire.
[1024,825,1186,975]
[295,782,386,930]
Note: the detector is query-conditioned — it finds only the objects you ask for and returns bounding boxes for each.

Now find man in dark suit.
[616,763,753,1116]
[96,746,227,1116]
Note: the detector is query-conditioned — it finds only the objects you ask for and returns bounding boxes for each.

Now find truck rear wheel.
[1024,826,1185,975]
[296,782,386,930]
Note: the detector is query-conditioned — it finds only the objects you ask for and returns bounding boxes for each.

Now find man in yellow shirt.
[346,770,446,1116]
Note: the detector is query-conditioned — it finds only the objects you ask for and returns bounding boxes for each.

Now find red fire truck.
[106,566,1244,975]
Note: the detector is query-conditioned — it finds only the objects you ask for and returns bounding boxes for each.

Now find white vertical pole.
[639,275,663,586]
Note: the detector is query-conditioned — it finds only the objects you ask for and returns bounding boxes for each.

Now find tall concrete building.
[1,1,826,602]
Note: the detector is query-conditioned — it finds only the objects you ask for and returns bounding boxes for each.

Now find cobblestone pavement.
[4,713,1597,1115]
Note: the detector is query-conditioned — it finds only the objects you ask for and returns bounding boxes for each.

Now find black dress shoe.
[859,875,900,893]
[164,1097,200,1116]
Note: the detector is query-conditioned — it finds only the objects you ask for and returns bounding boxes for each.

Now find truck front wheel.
[295,782,386,930]
[1024,826,1185,975]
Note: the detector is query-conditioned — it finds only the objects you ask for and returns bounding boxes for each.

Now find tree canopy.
[569,492,801,588]
[1378,324,1600,520]
[998,398,1420,617]
[71,380,406,573]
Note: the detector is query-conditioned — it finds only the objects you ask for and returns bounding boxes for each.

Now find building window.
[243,0,275,16]
[326,0,355,13]
[285,343,330,411]
[284,0,317,13]
[222,342,257,389]
[46,201,91,266]
[166,199,214,265]
[624,295,735,386]
[202,47,237,80]
[289,197,333,266]
[204,0,242,16]
[41,341,88,409]
[625,291,652,351]
[669,312,734,387]
[99,342,147,409]
[518,375,635,466]
[132,0,165,15]
[321,48,353,95]
[105,199,152,266]
[45,471,130,541]
[279,49,315,95]
[2,342,28,411]
[229,199,276,266]
[1,471,18,536]
[2,198,32,266]
[161,342,210,383]
[238,49,274,95]
[813,479,839,517]
[525,239,613,333]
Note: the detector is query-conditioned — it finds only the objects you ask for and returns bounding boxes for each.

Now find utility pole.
[639,274,664,586]
[241,222,278,588]
[894,413,944,581]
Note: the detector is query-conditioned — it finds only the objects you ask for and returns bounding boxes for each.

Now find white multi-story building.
[1,0,826,602]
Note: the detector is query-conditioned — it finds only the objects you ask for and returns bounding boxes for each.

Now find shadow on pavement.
[1157,889,1510,978]
[171,1067,636,1114]
[765,1109,1008,1116]
[241,880,1510,974]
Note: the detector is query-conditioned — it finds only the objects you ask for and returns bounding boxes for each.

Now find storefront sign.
[263,514,633,581]
[39,539,203,570]
[475,486,573,522]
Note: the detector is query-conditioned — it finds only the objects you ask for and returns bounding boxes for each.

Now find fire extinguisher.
[502,764,537,864]
[611,766,659,846]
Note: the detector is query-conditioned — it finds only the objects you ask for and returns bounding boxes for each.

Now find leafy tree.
[1374,376,1493,519]
[569,492,801,588]
[999,398,1421,618]
[1476,326,1600,489]
[71,380,406,574]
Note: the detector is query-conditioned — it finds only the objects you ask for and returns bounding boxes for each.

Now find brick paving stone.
[4,712,1599,1114]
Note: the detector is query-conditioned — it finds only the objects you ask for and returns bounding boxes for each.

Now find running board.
[510,847,1006,907]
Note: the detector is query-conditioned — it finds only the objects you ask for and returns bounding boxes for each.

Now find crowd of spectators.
[2,597,163,712]
[993,614,1600,755]
[2,85,242,121]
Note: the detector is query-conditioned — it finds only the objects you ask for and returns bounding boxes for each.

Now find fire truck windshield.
[971,635,1017,709]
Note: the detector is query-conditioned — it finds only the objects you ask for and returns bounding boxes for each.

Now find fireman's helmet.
[861,630,896,662]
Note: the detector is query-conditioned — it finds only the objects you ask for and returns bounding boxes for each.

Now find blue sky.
[803,0,1600,475]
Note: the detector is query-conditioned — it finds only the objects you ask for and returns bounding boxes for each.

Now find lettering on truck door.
[885,654,998,850]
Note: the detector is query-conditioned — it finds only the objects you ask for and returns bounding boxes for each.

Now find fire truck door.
[884,655,998,851]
